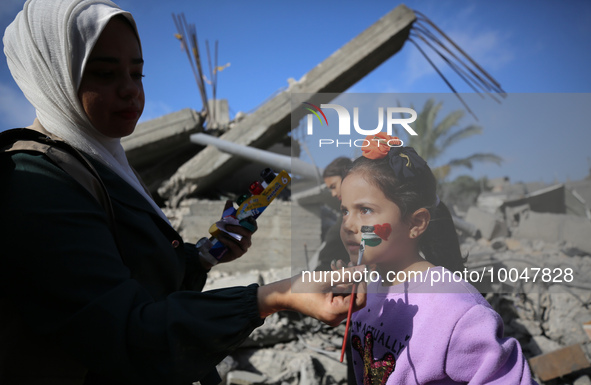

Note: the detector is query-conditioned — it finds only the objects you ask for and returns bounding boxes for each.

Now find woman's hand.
[257,265,367,326]
[214,221,256,264]
[198,201,258,269]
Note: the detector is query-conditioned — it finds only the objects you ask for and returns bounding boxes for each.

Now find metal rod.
[190,133,320,179]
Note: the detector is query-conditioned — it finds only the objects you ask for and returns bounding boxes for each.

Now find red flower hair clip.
[361,133,402,160]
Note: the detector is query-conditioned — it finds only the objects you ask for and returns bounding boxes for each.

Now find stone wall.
[166,200,322,274]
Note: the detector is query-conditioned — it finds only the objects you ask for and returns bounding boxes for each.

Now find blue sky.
[2,0,590,184]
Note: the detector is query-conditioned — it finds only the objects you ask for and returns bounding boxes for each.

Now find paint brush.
[340,226,375,362]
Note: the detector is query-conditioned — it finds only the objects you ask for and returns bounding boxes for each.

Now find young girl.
[339,133,536,384]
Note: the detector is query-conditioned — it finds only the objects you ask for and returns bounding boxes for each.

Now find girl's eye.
[341,208,349,216]
[360,207,373,215]
[132,72,145,80]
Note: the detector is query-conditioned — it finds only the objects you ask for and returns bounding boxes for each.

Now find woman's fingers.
[214,221,257,263]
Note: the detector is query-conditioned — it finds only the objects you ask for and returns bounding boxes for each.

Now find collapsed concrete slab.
[465,206,508,240]
[122,108,203,168]
[512,211,591,254]
[529,342,591,382]
[122,108,204,197]
[158,4,417,203]
[175,200,321,274]
[502,183,590,217]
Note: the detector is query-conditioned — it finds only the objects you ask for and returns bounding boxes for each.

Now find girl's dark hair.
[323,157,353,179]
[344,153,465,272]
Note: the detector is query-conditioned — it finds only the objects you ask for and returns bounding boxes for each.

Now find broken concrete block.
[544,287,591,347]
[504,203,529,230]
[476,192,512,214]
[528,335,563,356]
[504,238,523,251]
[465,207,508,240]
[528,342,591,382]
[122,108,202,168]
[240,312,297,348]
[512,212,561,243]
[513,211,591,255]
[574,375,591,385]
[523,184,566,214]
[203,272,263,291]
[490,238,507,251]
[226,370,266,385]
[510,318,542,338]
[215,356,238,385]
[178,200,302,275]
[562,214,591,255]
[207,99,230,130]
[452,215,480,238]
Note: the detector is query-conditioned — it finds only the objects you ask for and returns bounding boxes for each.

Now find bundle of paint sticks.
[195,168,291,266]
[341,223,391,361]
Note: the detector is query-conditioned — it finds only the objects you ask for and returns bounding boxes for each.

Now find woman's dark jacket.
[0,147,263,385]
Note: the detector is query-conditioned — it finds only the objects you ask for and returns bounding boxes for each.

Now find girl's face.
[340,172,416,269]
[78,17,144,138]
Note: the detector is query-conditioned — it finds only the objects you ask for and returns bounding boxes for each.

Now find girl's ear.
[408,208,430,239]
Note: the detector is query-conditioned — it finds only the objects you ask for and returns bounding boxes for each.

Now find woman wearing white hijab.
[1,1,366,384]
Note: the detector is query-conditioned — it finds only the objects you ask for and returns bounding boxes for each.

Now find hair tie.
[362,134,430,181]
[387,146,428,180]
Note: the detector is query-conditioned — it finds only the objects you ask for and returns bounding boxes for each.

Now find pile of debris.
[451,177,591,384]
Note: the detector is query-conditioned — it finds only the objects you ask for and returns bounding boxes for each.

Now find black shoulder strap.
[0,128,121,251]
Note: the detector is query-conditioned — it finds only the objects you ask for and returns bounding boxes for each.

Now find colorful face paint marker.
[341,226,374,362]
[341,278,359,362]
[357,238,365,265]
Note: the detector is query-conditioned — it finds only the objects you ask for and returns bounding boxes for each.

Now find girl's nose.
[341,215,358,234]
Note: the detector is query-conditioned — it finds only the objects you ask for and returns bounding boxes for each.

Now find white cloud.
[0,82,35,129]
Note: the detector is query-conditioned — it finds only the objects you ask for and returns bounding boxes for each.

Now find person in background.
[314,156,353,272]
[314,156,356,385]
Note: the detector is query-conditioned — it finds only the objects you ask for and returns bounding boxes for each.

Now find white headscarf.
[3,0,170,223]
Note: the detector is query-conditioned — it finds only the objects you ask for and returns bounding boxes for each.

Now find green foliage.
[394,98,502,181]
[439,175,489,213]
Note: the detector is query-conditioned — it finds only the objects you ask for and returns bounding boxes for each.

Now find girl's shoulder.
[373,266,482,295]
[370,266,491,312]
